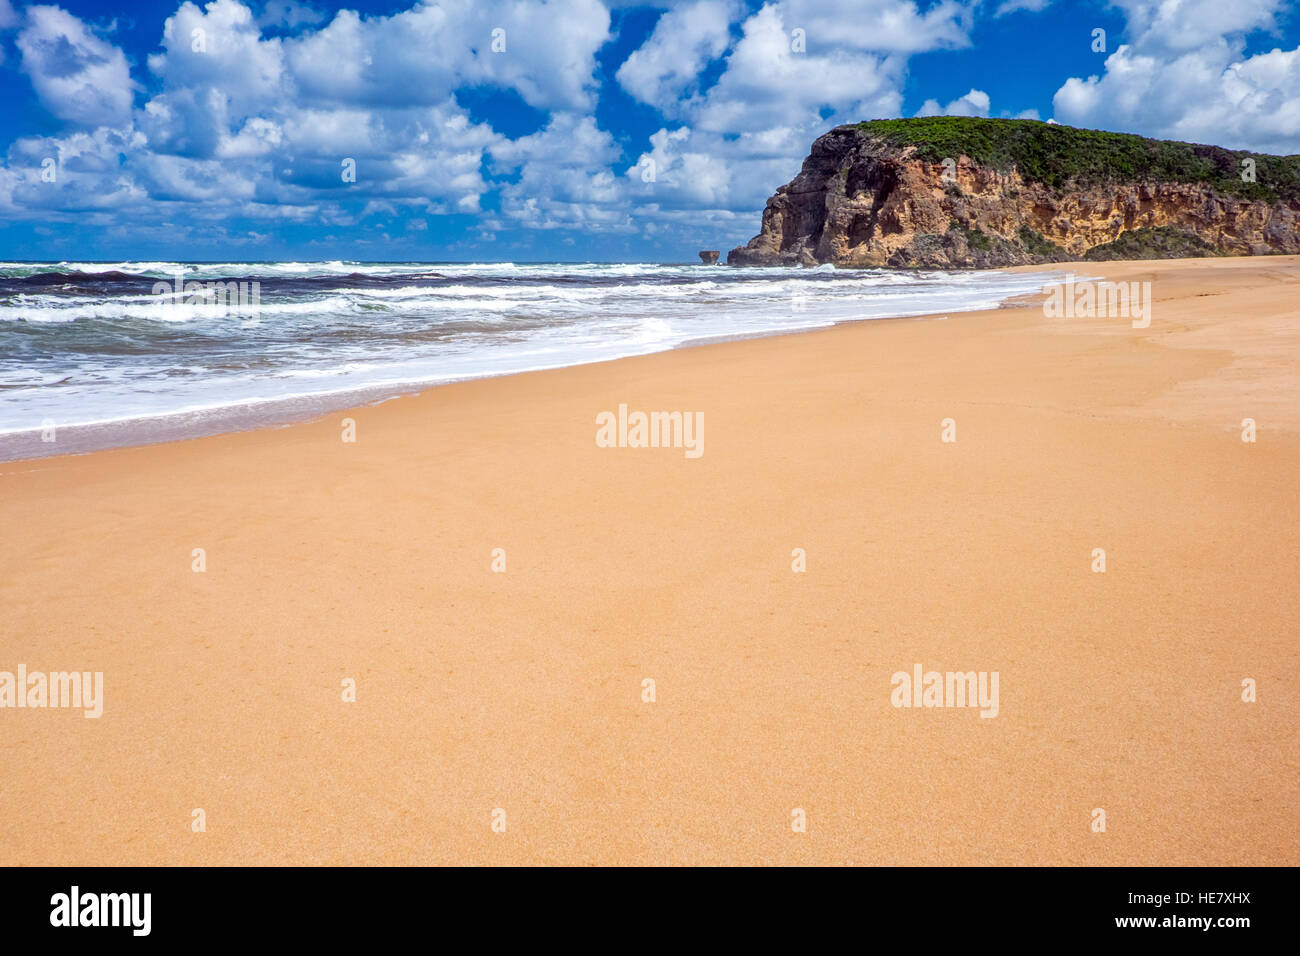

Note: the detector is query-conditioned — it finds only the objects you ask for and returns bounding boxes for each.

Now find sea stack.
[728,117,1300,268]
[698,250,720,264]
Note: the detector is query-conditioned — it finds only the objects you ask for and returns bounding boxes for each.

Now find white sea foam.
[0,261,1061,455]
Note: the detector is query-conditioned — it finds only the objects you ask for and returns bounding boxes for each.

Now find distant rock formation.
[698,250,720,264]
[728,117,1300,268]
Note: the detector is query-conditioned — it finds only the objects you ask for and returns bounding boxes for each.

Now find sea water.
[0,260,1057,459]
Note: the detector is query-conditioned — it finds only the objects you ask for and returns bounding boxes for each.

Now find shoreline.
[2,254,1296,865]
[2,263,1084,464]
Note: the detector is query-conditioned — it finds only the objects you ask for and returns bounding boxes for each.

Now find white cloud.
[149,0,287,110]
[257,0,325,30]
[1109,0,1280,53]
[606,0,975,240]
[17,5,138,126]
[624,126,734,207]
[916,88,990,117]
[0,0,984,249]
[688,3,909,134]
[217,117,285,159]
[284,0,610,112]
[616,0,736,110]
[33,0,1288,256]
[492,113,629,228]
[1,1,518,229]
[4,125,145,213]
[1052,1,1300,153]
[994,0,1051,16]
[779,0,972,54]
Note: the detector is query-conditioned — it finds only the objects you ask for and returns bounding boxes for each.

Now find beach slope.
[1,256,1296,865]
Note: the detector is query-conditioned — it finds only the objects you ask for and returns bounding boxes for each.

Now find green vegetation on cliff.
[855,117,1300,202]
[1082,226,1226,261]
[1016,225,1065,258]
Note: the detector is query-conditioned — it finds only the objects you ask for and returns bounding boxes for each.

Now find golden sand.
[2,256,1296,865]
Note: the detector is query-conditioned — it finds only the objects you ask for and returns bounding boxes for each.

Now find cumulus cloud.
[3,0,978,248]
[1108,0,1279,54]
[608,0,975,233]
[687,3,907,133]
[17,5,138,125]
[257,0,325,30]
[616,0,974,138]
[492,113,627,228]
[1052,1,1300,152]
[284,0,610,112]
[779,0,971,54]
[9,0,1290,256]
[916,88,991,117]
[149,0,287,110]
[616,0,736,110]
[1,0,616,238]
[624,126,735,208]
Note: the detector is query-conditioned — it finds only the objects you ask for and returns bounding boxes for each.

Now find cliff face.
[728,121,1300,268]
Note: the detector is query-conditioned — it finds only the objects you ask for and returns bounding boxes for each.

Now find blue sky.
[0,0,1296,261]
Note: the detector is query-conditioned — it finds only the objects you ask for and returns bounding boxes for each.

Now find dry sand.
[1,256,1296,865]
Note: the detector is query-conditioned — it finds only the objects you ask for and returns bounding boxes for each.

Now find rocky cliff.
[728,118,1300,268]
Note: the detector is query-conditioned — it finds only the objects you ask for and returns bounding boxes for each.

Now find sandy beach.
[1,255,1296,866]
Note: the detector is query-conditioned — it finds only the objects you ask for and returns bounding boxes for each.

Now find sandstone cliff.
[728,118,1300,268]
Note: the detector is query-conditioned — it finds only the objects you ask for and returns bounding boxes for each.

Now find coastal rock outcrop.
[698,250,720,264]
[728,118,1300,268]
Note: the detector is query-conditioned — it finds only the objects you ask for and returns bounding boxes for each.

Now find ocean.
[0,261,1056,460]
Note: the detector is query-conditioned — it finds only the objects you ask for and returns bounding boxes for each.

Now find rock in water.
[698,250,720,264]
[727,117,1300,268]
